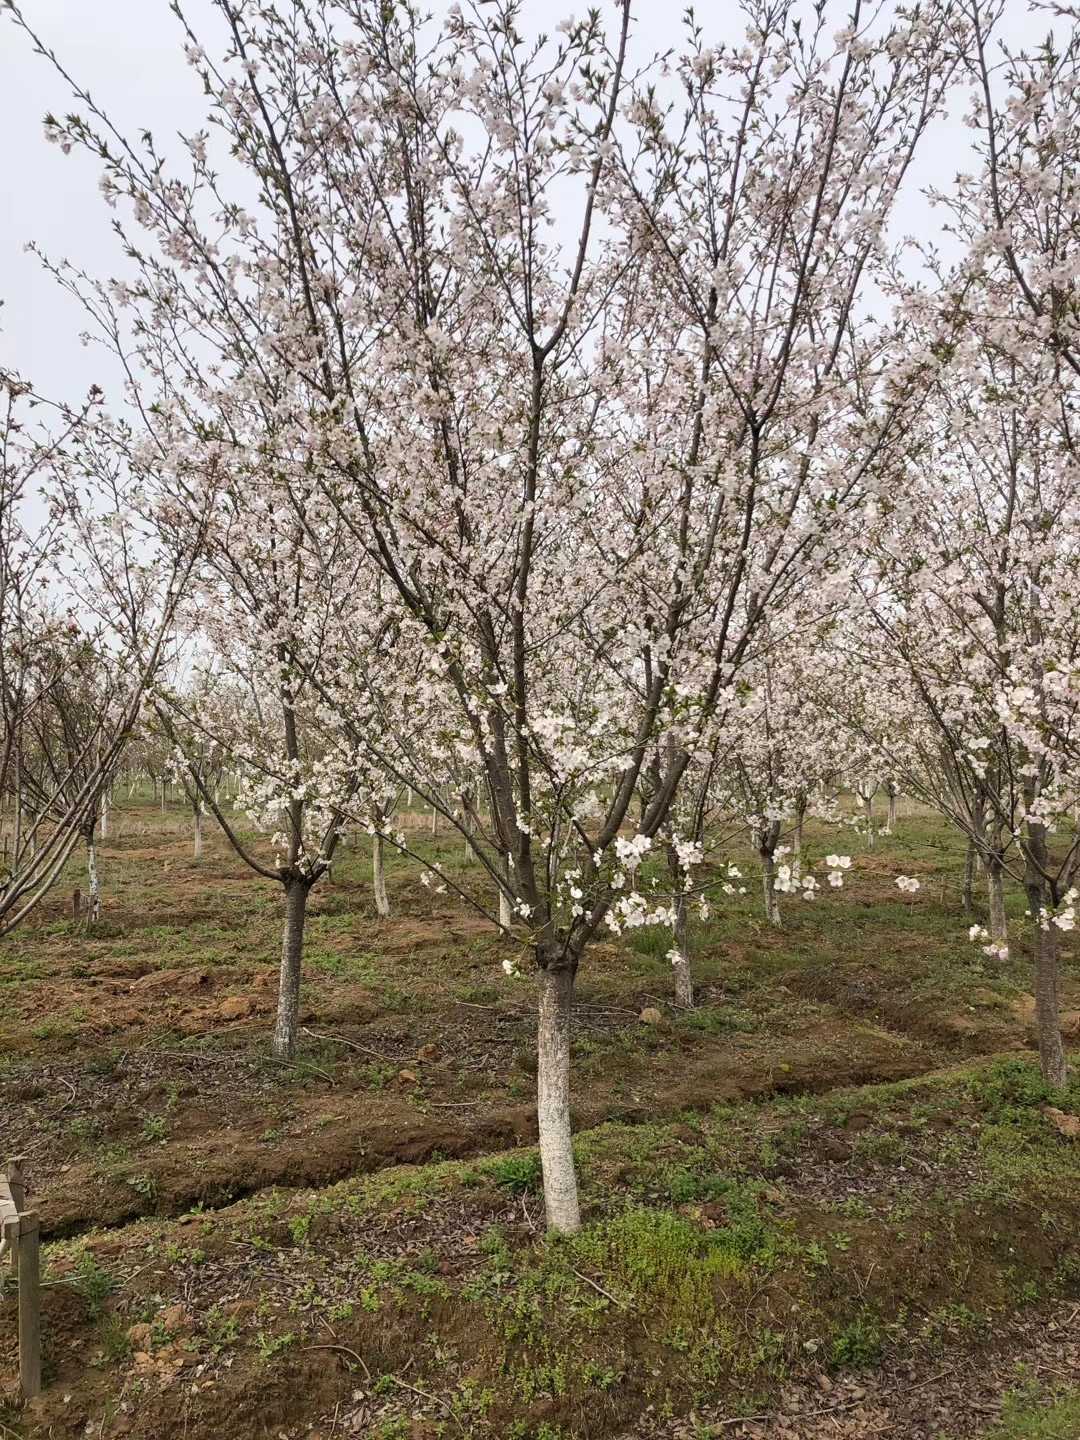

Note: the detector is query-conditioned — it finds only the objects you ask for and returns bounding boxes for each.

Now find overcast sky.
[0,1,1044,410]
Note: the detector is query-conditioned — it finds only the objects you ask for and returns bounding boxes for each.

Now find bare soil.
[1,801,1078,1438]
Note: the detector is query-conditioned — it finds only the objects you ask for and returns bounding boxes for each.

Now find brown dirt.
[3,801,1077,1440]
[616,1299,1080,1438]
[7,1006,933,1237]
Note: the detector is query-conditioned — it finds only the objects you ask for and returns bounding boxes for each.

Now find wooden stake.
[4,1212,41,1397]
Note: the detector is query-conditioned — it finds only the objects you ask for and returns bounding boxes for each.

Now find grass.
[976,1386,1080,1439]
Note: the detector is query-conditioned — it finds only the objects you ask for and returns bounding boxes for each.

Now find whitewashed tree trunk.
[498,856,512,929]
[761,852,782,927]
[537,963,580,1234]
[193,802,203,861]
[373,831,390,917]
[863,793,874,848]
[666,842,693,1006]
[272,879,310,1059]
[100,795,108,840]
[86,835,101,925]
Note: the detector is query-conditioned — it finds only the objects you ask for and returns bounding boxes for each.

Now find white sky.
[0,0,1042,409]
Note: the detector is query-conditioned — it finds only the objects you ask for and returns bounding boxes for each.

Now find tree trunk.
[791,798,806,881]
[86,835,101,925]
[373,832,390,918]
[962,838,977,915]
[193,803,203,862]
[1030,902,1067,1089]
[863,794,874,848]
[758,824,782,928]
[100,796,108,840]
[272,878,309,1060]
[671,888,692,1007]
[761,852,782,927]
[986,857,1007,943]
[536,963,581,1234]
[667,843,693,1006]
[498,856,512,930]
[1022,800,1067,1087]
[887,789,897,832]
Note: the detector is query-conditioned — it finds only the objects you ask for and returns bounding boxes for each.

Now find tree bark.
[1030,904,1067,1089]
[667,843,693,1006]
[986,856,1007,943]
[193,802,203,862]
[536,962,581,1233]
[671,888,692,1007]
[373,831,390,917]
[962,837,976,915]
[498,855,512,929]
[272,878,309,1060]
[792,796,807,880]
[863,793,874,848]
[887,788,898,832]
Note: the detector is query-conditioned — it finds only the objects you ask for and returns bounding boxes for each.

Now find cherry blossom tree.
[11,0,973,1229]
[0,371,194,932]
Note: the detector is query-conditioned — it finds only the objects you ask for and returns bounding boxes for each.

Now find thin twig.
[302,1343,371,1382]
[301,1027,388,1063]
[55,1074,78,1112]
[905,1368,954,1393]
[570,1267,628,1309]
[135,1047,335,1084]
[387,1377,465,1433]
[714,1366,957,1430]
[642,992,694,1013]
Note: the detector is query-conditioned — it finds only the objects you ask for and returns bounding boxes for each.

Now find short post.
[6,1157,25,1211]
[4,1157,25,1270]
[4,1212,41,1397]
